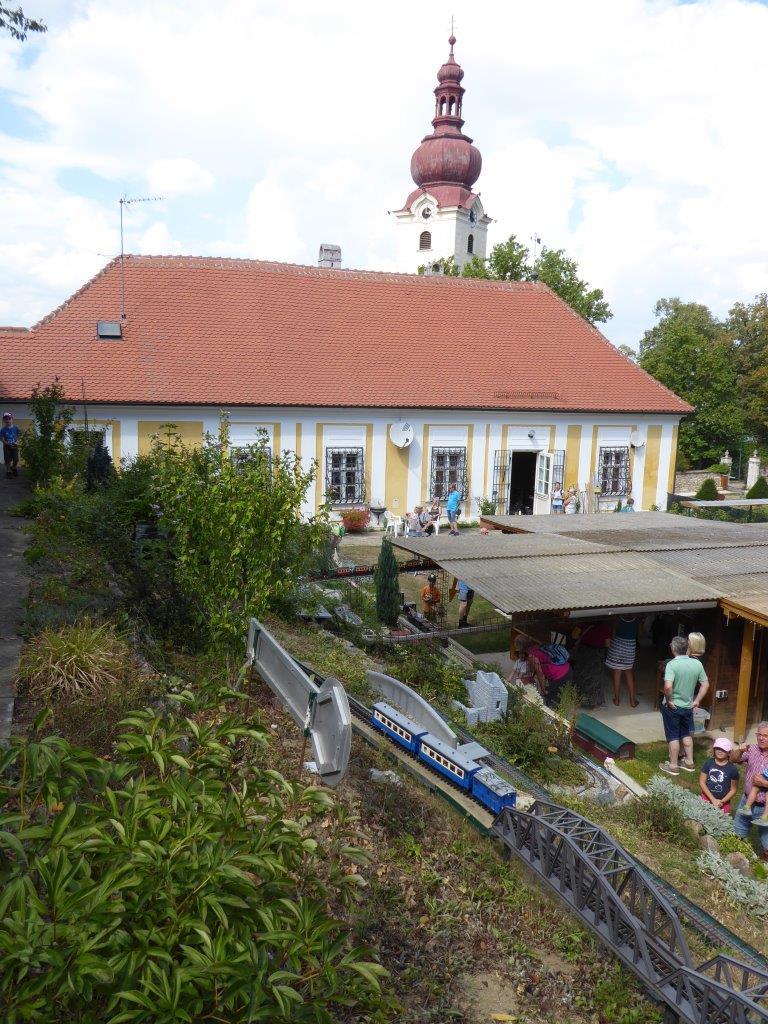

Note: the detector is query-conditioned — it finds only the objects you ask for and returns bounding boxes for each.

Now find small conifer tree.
[375,538,401,628]
[746,475,768,499]
[695,477,719,501]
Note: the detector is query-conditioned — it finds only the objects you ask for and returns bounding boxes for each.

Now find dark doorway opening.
[509,451,537,514]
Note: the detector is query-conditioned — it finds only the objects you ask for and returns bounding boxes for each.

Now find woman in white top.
[563,487,578,514]
[551,481,564,514]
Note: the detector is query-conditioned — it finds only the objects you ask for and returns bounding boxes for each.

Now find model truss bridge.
[492,802,768,1024]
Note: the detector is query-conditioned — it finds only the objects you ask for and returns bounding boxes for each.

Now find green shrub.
[621,793,698,850]
[383,641,465,704]
[717,834,756,858]
[746,475,768,499]
[704,463,730,473]
[375,537,401,628]
[153,417,326,646]
[696,850,768,916]
[694,478,719,500]
[20,378,74,485]
[0,688,390,1023]
[17,618,132,700]
[476,497,496,516]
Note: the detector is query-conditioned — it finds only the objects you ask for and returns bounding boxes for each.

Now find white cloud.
[0,0,767,347]
[146,158,214,198]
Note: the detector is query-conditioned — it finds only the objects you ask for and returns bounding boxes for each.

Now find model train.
[370,700,516,816]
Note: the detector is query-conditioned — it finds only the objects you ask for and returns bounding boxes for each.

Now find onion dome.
[409,35,482,191]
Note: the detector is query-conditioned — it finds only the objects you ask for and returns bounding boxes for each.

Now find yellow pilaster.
[642,425,663,510]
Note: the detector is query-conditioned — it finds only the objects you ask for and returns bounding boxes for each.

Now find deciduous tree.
[0,4,46,40]
[639,299,744,467]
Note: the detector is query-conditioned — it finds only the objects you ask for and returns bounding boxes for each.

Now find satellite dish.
[389,420,414,448]
[630,430,645,448]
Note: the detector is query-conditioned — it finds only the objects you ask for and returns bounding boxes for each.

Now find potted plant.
[341,507,371,533]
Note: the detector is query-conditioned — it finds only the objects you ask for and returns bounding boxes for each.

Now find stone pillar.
[746,450,761,490]
[721,450,732,476]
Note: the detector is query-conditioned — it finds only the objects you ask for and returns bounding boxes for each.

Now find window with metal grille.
[430,447,466,500]
[419,230,432,251]
[325,447,365,504]
[598,446,631,495]
[231,446,271,471]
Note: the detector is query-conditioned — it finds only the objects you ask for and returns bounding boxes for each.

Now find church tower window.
[467,234,474,254]
[419,231,432,251]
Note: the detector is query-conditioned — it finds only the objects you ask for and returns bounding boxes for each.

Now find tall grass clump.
[17,618,131,700]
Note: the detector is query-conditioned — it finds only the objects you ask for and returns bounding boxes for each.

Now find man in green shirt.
[659,635,709,776]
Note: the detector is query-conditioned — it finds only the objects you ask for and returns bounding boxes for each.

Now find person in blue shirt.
[620,497,636,512]
[0,412,21,478]
[445,483,462,536]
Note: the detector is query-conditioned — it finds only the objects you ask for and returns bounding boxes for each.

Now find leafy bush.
[153,417,327,646]
[17,618,131,700]
[621,793,697,850]
[696,851,768,917]
[20,378,74,485]
[647,775,735,838]
[375,538,401,628]
[704,463,730,473]
[383,641,465,705]
[476,497,496,516]
[0,688,390,1022]
[341,507,371,532]
[694,477,720,500]
[717,834,756,858]
[746,475,768,499]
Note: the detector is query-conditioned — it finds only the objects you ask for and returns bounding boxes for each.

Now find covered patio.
[393,512,768,742]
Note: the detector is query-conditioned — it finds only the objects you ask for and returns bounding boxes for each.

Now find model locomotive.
[370,700,516,816]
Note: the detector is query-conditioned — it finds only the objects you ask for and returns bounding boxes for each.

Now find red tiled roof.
[2,256,691,413]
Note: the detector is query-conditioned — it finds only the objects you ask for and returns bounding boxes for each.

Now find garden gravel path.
[0,473,29,740]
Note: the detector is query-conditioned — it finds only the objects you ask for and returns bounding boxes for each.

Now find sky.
[1,0,768,349]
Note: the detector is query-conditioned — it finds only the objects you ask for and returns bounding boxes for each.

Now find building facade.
[1,256,689,520]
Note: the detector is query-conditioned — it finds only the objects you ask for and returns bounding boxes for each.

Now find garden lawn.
[621,739,715,795]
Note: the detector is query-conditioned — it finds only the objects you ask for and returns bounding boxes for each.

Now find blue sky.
[2,0,768,349]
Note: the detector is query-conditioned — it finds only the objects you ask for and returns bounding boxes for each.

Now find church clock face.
[421,207,432,219]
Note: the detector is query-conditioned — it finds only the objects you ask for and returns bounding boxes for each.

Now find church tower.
[395,35,491,271]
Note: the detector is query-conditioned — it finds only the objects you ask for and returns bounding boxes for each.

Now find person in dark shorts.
[699,737,739,813]
[457,580,474,628]
[0,412,20,478]
[659,635,709,776]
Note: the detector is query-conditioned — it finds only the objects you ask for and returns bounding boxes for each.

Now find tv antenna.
[119,194,165,319]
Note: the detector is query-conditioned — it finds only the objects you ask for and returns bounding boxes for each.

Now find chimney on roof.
[318,244,342,269]
[423,262,444,276]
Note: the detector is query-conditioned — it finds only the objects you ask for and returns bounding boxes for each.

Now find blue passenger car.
[471,766,517,816]
[371,701,427,755]
[417,733,480,792]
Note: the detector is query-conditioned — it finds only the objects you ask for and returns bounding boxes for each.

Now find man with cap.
[0,413,20,478]
[698,737,739,814]
[420,574,441,622]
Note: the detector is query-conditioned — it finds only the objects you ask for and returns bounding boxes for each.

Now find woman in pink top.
[517,637,573,709]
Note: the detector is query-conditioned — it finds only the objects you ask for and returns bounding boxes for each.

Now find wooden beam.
[735,621,755,741]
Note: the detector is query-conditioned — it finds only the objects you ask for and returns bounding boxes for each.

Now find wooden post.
[734,620,755,741]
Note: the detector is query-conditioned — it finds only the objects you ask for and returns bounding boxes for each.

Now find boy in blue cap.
[0,413,20,478]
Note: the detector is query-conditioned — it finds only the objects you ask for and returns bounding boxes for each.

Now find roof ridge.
[0,326,30,333]
[94,253,541,291]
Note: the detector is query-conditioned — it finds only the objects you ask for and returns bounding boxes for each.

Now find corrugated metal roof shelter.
[405,552,720,616]
[393,532,619,561]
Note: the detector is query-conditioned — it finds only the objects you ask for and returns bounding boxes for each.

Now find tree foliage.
[0,688,390,1022]
[419,234,612,325]
[727,293,768,446]
[21,378,75,485]
[153,417,326,645]
[374,538,400,628]
[639,300,744,467]
[0,4,46,40]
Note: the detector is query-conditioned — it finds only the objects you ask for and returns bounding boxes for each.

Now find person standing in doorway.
[551,481,564,514]
[605,615,639,707]
[731,723,768,861]
[445,483,462,535]
[1,412,20,478]
[659,635,709,776]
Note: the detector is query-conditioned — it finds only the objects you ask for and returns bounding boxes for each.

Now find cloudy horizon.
[1,0,768,348]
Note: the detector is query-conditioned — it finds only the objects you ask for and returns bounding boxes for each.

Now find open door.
[533,451,553,515]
